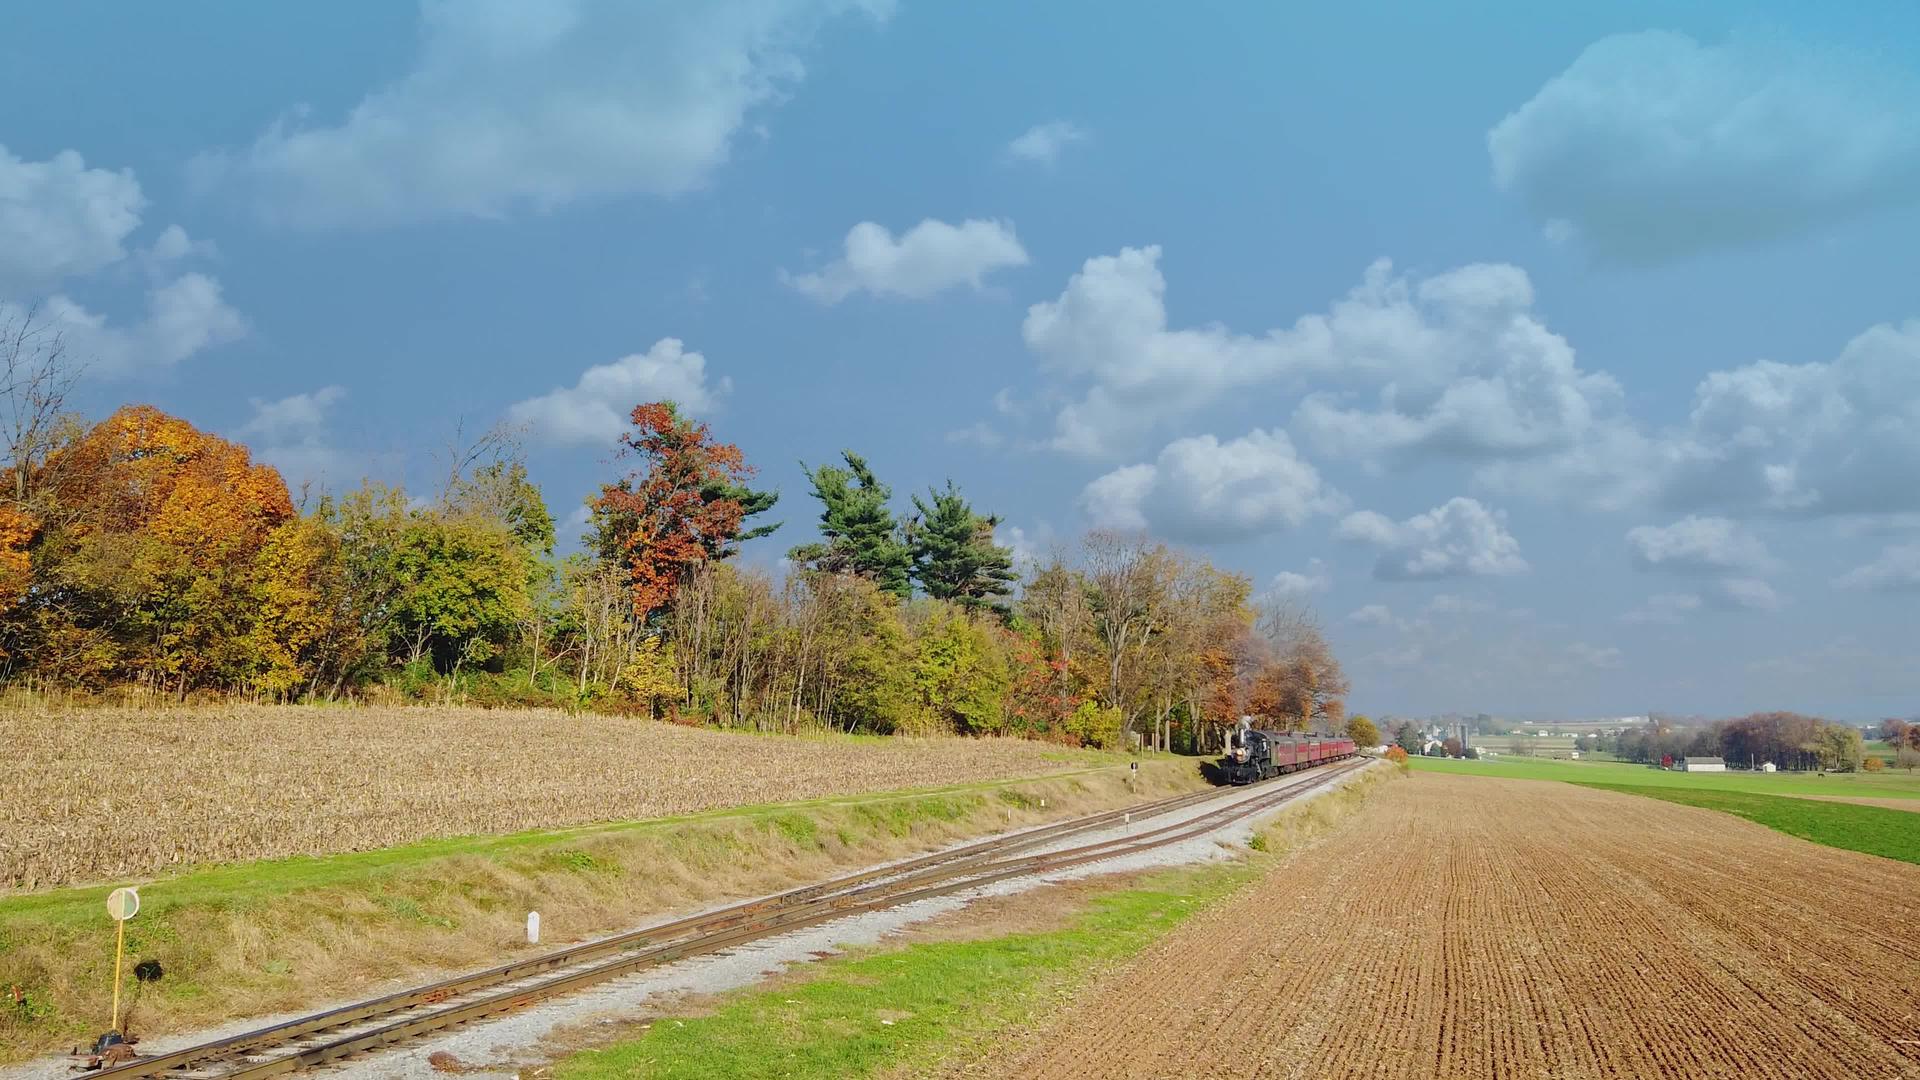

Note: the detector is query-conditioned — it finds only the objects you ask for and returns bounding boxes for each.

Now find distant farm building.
[1760,762,1777,773]
[1679,757,1726,773]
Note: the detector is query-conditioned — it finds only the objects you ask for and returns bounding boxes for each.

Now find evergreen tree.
[788,451,912,597]
[908,481,1016,613]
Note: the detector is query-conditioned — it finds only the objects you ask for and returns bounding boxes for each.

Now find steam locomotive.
[1221,722,1355,785]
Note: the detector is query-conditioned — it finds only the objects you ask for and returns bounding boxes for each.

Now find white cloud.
[783,218,1028,303]
[994,522,1051,577]
[944,422,1005,450]
[1834,545,1920,593]
[1626,516,1775,574]
[6,272,247,375]
[1487,319,1920,519]
[1079,429,1346,542]
[1490,31,1920,262]
[238,385,347,441]
[1347,604,1397,628]
[195,1,891,228]
[0,144,146,287]
[1337,497,1529,581]
[236,386,356,492]
[1333,510,1399,547]
[1270,559,1330,597]
[0,144,245,376]
[1006,121,1087,166]
[1021,250,1623,460]
[508,338,729,445]
[1709,578,1781,612]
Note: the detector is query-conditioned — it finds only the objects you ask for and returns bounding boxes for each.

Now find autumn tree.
[248,516,365,696]
[26,405,293,688]
[1347,715,1381,747]
[1014,556,1097,734]
[789,450,911,597]
[907,482,1016,613]
[1244,600,1348,733]
[592,402,778,621]
[1083,531,1178,743]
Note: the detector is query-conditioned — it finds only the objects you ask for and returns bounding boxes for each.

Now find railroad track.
[95,759,1367,1079]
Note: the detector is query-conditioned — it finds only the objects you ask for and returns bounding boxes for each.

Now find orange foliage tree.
[590,402,776,622]
[30,405,293,688]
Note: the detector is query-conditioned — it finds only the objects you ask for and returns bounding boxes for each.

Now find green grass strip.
[554,862,1250,1080]
[1572,783,1920,865]
[1405,754,1920,799]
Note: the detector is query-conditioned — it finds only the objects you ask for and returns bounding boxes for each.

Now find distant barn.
[1679,756,1726,773]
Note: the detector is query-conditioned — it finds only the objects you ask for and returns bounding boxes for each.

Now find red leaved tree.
[591,403,775,622]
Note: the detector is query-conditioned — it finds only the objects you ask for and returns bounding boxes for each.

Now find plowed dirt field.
[982,773,1920,1080]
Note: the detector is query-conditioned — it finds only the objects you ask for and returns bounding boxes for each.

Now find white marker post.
[527,911,540,945]
[105,887,140,1034]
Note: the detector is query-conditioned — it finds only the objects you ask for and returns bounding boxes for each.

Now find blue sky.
[5,1,1918,720]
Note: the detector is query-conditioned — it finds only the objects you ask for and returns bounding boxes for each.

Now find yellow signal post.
[105,887,140,1034]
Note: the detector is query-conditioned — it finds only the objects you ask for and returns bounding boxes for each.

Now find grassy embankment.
[556,763,1394,1080]
[1408,756,1920,865]
[0,758,1205,1064]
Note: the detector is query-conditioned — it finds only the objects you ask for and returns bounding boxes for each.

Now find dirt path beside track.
[978,773,1920,1080]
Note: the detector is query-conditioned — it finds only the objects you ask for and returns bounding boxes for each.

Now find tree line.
[0,322,1348,749]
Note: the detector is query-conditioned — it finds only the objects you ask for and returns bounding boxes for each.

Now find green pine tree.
[788,451,912,597]
[908,481,1017,614]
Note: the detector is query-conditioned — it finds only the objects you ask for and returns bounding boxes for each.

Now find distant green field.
[1573,784,1920,866]
[1407,755,1920,799]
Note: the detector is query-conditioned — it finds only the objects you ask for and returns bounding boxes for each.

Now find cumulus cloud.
[238,385,347,440]
[1021,249,1623,460]
[1079,429,1345,542]
[1347,604,1397,628]
[508,338,729,445]
[0,144,246,375]
[1834,544,1920,592]
[784,218,1028,303]
[1620,579,1779,621]
[1708,577,1781,612]
[236,386,357,492]
[1269,559,1331,598]
[195,1,890,228]
[1489,31,1920,262]
[994,522,1051,576]
[1337,497,1528,581]
[1626,516,1775,574]
[1006,121,1087,166]
[0,144,146,287]
[1494,320,1920,518]
[4,273,247,375]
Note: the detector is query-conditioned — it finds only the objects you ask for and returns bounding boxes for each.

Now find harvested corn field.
[985,773,1920,1080]
[0,705,1107,891]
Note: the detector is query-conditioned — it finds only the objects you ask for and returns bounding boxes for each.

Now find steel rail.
[93,779,1232,1080]
[100,757,1364,1079]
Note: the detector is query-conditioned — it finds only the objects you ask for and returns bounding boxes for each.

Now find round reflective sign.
[106,887,140,921]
